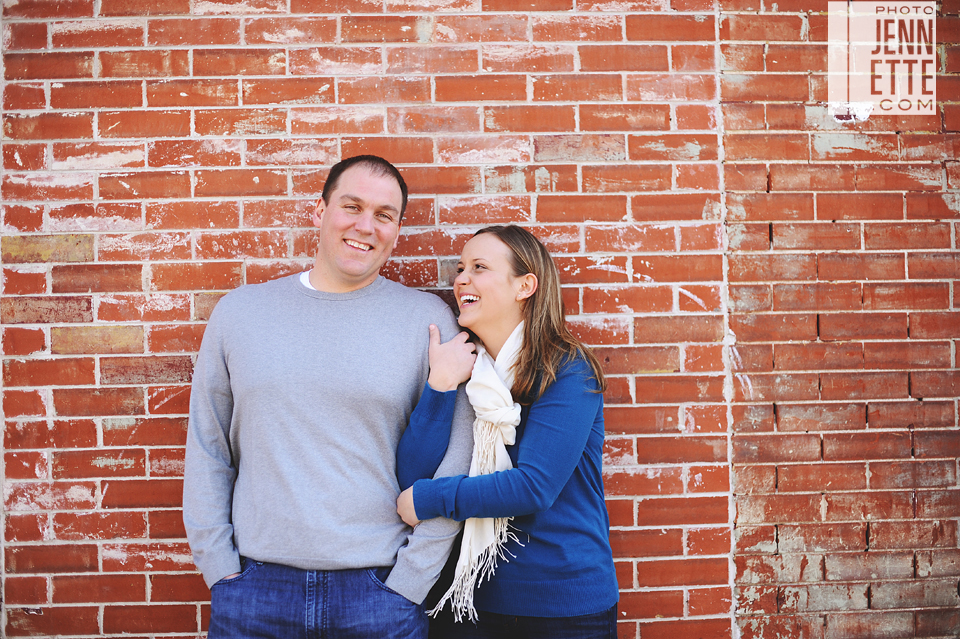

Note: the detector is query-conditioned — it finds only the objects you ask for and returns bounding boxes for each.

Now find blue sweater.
[398,356,619,617]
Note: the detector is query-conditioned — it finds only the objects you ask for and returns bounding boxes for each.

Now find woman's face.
[453,234,527,337]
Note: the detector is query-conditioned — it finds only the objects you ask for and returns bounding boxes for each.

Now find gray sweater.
[183,274,474,603]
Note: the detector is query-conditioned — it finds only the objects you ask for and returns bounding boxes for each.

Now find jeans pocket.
[366,567,411,602]
[213,556,260,587]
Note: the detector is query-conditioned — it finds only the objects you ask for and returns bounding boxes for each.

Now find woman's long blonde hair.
[472,225,606,404]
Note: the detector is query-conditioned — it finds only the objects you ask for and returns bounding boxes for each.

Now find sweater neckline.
[294,272,386,301]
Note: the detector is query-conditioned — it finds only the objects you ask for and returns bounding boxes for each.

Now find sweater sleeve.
[396,382,459,490]
[413,358,600,522]
[384,303,476,604]
[182,303,242,588]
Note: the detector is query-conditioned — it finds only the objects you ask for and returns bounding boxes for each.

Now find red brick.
[4,358,95,387]
[51,80,143,108]
[99,109,190,137]
[636,436,727,464]
[100,170,190,200]
[100,355,193,385]
[149,509,188,538]
[722,74,809,101]
[871,460,957,490]
[605,467,682,497]
[53,574,146,603]
[633,315,724,344]
[770,164,856,191]
[53,449,146,479]
[604,405,685,436]
[52,263,144,294]
[4,575,48,605]
[146,79,238,107]
[151,573,210,602]
[724,135,809,163]
[680,285,722,313]
[819,313,908,341]
[910,371,960,399]
[101,541,192,571]
[871,520,957,550]
[53,511,148,541]
[871,401,953,431]
[737,494,822,524]
[6,451,48,480]
[619,589,683,619]
[3,143,46,171]
[864,342,950,370]
[147,139,241,168]
[100,0,189,14]
[6,544,98,573]
[917,491,960,520]
[194,230,289,260]
[777,403,866,431]
[194,109,286,137]
[780,463,867,493]
[730,313,818,342]
[3,83,46,110]
[53,387,145,417]
[775,343,863,371]
[6,606,100,636]
[339,76,431,104]
[6,52,95,80]
[433,15,528,42]
[2,268,46,295]
[733,434,821,464]
[148,17,240,46]
[632,193,722,221]
[103,604,198,633]
[910,312,960,338]
[635,375,724,403]
[2,327,46,356]
[149,262,242,291]
[636,557,728,587]
[100,50,190,77]
[3,390,47,417]
[824,551,914,581]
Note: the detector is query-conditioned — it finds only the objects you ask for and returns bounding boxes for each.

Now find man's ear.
[311,199,325,228]
[516,274,538,301]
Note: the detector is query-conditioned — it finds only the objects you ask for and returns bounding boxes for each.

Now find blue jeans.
[209,558,428,639]
[428,604,618,639]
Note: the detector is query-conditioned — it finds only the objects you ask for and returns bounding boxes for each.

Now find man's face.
[311,165,403,293]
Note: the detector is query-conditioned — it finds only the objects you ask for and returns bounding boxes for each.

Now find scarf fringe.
[428,518,520,623]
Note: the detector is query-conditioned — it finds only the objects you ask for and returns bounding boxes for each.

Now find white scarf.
[429,322,524,622]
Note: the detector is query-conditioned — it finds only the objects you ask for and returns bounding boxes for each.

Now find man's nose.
[353,210,375,233]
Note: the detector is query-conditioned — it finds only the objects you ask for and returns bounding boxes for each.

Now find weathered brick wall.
[0,0,956,636]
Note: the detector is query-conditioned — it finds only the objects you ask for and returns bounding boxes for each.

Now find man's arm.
[385,384,474,603]
[182,309,242,588]
[385,305,475,604]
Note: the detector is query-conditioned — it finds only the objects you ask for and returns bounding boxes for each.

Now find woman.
[396,225,619,638]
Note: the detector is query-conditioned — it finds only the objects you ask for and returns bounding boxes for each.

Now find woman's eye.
[455,267,464,274]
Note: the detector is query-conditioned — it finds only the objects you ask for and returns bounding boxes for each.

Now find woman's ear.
[516,274,538,301]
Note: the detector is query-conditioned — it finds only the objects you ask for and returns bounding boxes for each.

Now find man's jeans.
[208,558,428,639]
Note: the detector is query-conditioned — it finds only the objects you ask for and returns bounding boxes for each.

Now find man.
[183,155,474,637]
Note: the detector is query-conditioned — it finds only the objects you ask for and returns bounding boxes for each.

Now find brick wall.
[0,0,956,636]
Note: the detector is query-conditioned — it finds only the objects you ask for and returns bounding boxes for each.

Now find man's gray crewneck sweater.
[183,274,474,603]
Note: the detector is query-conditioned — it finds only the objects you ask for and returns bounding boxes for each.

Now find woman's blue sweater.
[398,356,619,617]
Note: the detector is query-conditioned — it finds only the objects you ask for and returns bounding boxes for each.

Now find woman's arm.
[396,325,476,490]
[412,358,601,521]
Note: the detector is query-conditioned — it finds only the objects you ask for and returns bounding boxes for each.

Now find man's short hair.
[322,155,409,220]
